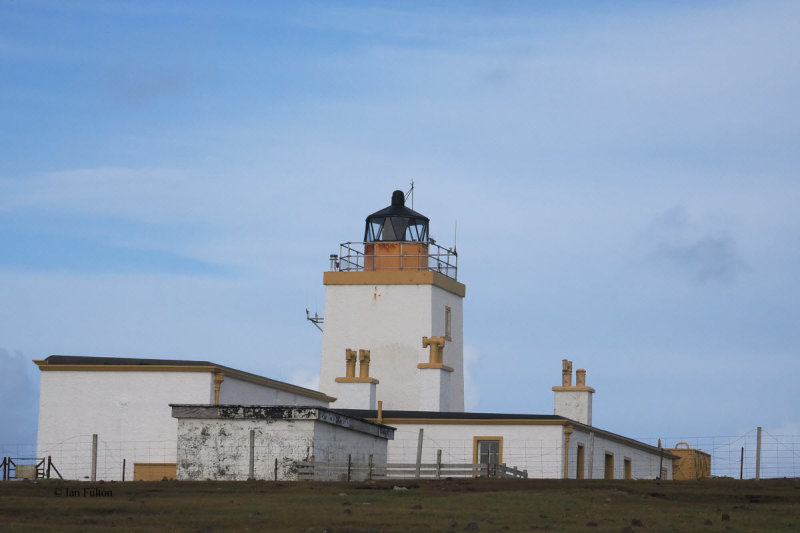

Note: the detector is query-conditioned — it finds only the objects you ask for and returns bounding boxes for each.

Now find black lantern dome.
[364,190,430,242]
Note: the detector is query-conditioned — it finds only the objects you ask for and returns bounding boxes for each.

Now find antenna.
[454,219,458,253]
[305,308,324,332]
[405,179,414,210]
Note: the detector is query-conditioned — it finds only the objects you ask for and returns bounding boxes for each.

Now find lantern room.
[364,190,429,243]
[363,190,430,272]
[330,189,458,279]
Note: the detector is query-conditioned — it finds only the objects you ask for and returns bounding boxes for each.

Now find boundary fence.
[2,427,798,481]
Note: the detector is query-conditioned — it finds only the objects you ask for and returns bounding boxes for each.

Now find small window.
[624,457,632,480]
[473,436,503,476]
[445,306,452,340]
[576,444,585,479]
[604,453,614,479]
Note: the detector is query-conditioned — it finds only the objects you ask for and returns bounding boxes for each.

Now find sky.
[1,0,799,450]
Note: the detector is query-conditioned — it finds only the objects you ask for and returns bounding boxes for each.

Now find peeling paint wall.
[177,418,314,481]
[176,417,389,481]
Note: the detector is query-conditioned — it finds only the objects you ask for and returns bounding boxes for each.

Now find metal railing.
[331,241,458,280]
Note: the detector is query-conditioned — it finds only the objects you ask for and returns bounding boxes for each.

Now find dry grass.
[1,477,798,532]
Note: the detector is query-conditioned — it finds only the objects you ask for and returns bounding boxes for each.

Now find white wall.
[569,428,673,480]
[311,422,388,480]
[431,286,464,411]
[320,283,464,412]
[37,370,213,481]
[334,381,377,409]
[385,422,564,479]
[218,376,329,407]
[554,390,593,425]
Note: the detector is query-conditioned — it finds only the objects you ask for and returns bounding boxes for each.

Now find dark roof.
[366,190,429,222]
[333,409,566,421]
[366,203,429,222]
[45,355,215,366]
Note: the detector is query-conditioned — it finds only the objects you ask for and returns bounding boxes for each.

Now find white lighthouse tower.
[319,190,465,412]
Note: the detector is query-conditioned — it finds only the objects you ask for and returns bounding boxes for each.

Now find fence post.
[739,447,744,480]
[436,449,442,479]
[368,454,373,481]
[755,426,762,480]
[122,459,126,482]
[274,458,278,481]
[415,429,424,478]
[248,429,255,480]
[587,432,595,479]
[1,457,6,481]
[91,434,98,482]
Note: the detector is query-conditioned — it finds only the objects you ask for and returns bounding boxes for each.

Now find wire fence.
[636,429,800,479]
[2,428,798,481]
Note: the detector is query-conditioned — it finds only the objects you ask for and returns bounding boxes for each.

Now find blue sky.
[2,0,799,449]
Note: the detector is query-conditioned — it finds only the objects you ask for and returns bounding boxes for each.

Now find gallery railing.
[330,241,458,280]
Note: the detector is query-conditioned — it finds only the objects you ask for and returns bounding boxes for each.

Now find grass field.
[1,477,798,532]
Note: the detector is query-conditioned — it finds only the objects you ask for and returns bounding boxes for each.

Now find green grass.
[1,478,798,532]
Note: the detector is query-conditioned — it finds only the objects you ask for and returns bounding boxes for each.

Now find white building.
[34,355,333,481]
[33,189,677,481]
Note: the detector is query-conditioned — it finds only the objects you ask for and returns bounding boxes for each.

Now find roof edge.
[34,355,336,403]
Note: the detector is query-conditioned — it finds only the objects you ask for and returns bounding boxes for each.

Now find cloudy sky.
[2,1,798,449]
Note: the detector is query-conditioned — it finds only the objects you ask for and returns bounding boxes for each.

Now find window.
[624,457,632,480]
[576,444,585,479]
[473,436,503,475]
[604,453,614,479]
[445,306,452,340]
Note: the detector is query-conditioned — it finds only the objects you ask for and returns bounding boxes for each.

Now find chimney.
[552,360,595,426]
[334,348,379,409]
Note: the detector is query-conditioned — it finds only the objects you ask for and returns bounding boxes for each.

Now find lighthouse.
[319,190,465,412]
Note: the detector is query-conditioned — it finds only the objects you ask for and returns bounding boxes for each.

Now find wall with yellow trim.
[382,421,563,478]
